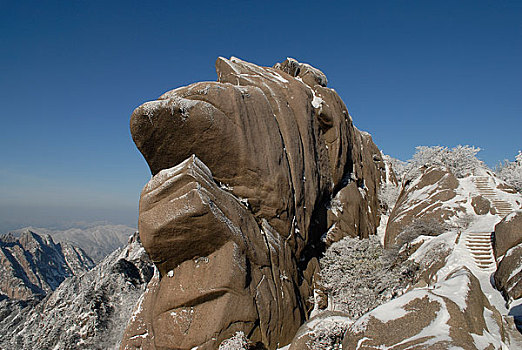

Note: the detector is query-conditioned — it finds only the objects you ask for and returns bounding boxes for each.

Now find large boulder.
[342,267,507,349]
[495,244,522,301]
[471,195,493,215]
[494,211,522,259]
[122,57,385,349]
[494,211,522,301]
[384,166,462,248]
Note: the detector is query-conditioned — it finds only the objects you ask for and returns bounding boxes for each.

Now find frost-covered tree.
[407,145,483,178]
[218,331,250,350]
[305,316,352,350]
[319,236,418,319]
[383,154,408,180]
[378,182,401,215]
[496,151,522,193]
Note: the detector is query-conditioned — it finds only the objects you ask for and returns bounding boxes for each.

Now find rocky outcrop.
[494,210,522,259]
[384,166,462,247]
[343,267,508,349]
[0,230,94,300]
[0,232,153,350]
[471,195,493,215]
[494,211,522,301]
[122,57,385,349]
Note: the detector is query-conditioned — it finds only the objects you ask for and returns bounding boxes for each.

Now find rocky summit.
[0,230,94,301]
[121,57,385,349]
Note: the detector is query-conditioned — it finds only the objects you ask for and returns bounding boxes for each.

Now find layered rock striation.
[121,57,385,349]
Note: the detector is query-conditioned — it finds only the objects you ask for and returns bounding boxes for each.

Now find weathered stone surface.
[323,131,384,244]
[343,267,507,349]
[0,230,94,300]
[273,57,328,88]
[494,211,522,259]
[384,166,461,247]
[123,57,385,349]
[495,244,522,301]
[471,195,492,215]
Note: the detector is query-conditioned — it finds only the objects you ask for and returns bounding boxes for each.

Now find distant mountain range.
[8,224,136,262]
[0,232,153,350]
[0,230,94,300]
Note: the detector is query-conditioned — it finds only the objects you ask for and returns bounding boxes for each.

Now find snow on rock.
[342,266,509,349]
[287,311,352,350]
[494,211,522,303]
[0,230,94,300]
[384,165,522,248]
[125,56,386,349]
[0,232,153,350]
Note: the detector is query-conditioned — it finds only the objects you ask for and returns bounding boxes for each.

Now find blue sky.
[1,1,520,231]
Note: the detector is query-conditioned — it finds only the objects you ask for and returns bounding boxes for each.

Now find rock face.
[0,232,153,350]
[494,211,522,301]
[122,57,385,349]
[494,211,522,259]
[384,166,462,247]
[471,195,493,215]
[343,267,507,349]
[0,230,94,300]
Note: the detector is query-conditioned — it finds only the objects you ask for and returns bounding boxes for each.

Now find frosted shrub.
[378,182,401,215]
[319,236,418,318]
[407,145,483,179]
[383,154,408,180]
[307,317,352,350]
[496,151,522,193]
[396,218,453,247]
[218,331,250,350]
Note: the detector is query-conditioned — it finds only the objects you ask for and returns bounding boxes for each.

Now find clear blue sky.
[1,1,520,231]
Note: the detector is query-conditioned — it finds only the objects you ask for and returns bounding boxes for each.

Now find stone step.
[473,253,494,257]
[475,259,495,264]
[467,248,493,252]
[473,256,494,261]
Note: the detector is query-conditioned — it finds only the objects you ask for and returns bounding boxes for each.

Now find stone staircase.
[464,231,496,271]
[464,176,515,272]
[473,176,513,217]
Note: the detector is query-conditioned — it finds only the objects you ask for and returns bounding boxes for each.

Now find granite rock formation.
[0,230,94,300]
[384,166,462,247]
[343,267,507,349]
[494,210,522,259]
[121,57,385,349]
[494,211,522,301]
